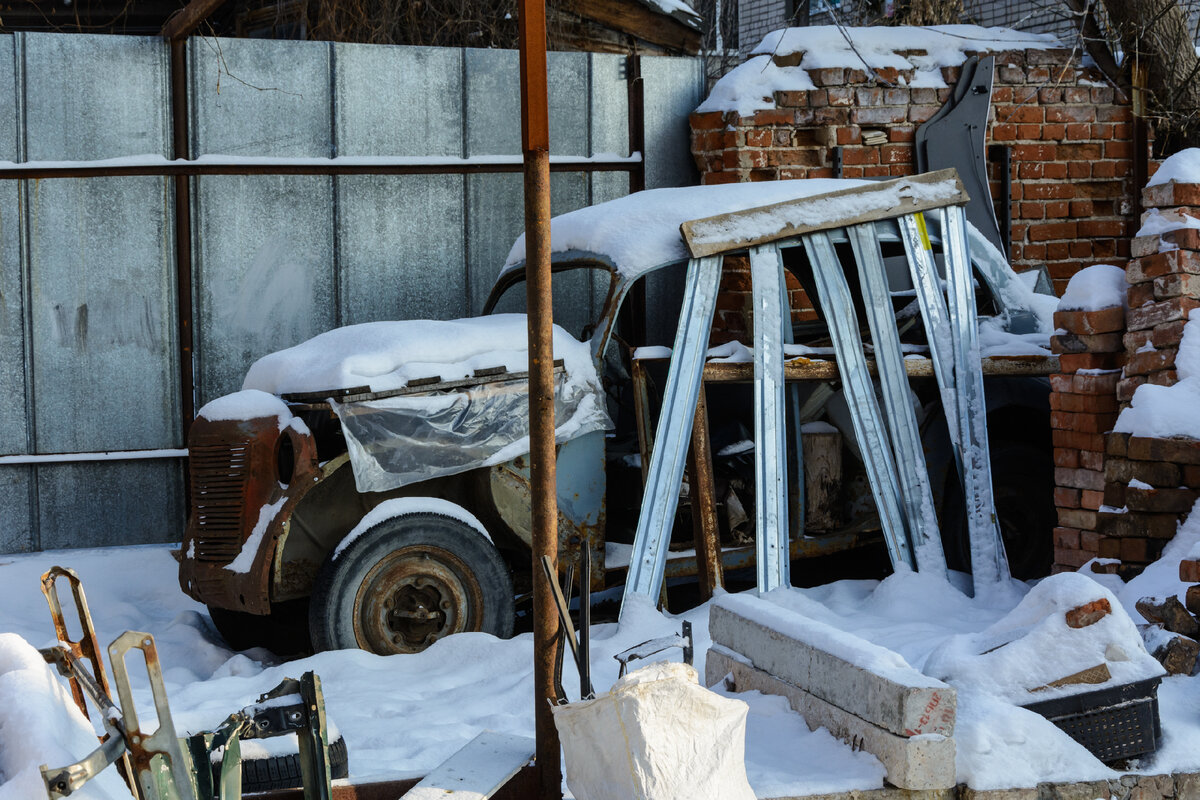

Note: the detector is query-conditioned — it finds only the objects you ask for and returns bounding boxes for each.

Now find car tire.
[308,512,514,655]
[214,734,349,793]
[941,439,1054,580]
[207,598,312,657]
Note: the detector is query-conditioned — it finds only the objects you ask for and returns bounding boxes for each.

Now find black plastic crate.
[1022,677,1162,764]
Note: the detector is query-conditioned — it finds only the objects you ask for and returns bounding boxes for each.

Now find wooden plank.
[690,353,1058,382]
[680,169,970,257]
[555,0,702,54]
[686,387,723,598]
[401,732,535,800]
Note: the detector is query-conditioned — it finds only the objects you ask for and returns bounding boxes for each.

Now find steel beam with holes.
[749,244,792,592]
[803,232,916,571]
[942,206,1009,590]
[847,224,947,576]
[620,255,723,613]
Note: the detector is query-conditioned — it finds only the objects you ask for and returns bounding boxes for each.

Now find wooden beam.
[554,0,701,54]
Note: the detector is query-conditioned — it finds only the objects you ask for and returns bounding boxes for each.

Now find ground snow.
[5,542,1200,795]
[1057,264,1128,312]
[698,25,1061,114]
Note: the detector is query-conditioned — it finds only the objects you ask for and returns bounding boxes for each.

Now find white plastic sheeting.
[552,662,756,800]
[329,373,611,492]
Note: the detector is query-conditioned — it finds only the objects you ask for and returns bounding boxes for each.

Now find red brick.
[1124,345,1177,376]
[1081,489,1105,510]
[1153,320,1188,348]
[1080,449,1105,472]
[1127,435,1200,465]
[1128,282,1156,308]
[852,107,907,125]
[1055,547,1093,568]
[1066,597,1111,628]
[1155,273,1200,300]
[1057,353,1125,372]
[752,108,795,126]
[1054,430,1107,452]
[1058,508,1097,529]
[1053,527,1081,548]
[1054,448,1080,468]
[1049,332,1123,355]
[1181,559,1200,582]
[1121,537,1165,562]
[1127,297,1200,330]
[690,110,729,130]
[1073,372,1121,394]
[1128,250,1200,282]
[1126,485,1198,514]
[1117,376,1148,403]
[1056,467,1106,491]
[1053,306,1126,335]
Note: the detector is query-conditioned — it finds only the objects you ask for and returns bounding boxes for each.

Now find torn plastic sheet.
[329,372,612,492]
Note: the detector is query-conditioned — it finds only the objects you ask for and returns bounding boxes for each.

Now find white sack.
[552,661,756,800]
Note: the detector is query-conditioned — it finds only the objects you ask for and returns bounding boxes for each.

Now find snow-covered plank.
[402,731,535,800]
[680,169,968,258]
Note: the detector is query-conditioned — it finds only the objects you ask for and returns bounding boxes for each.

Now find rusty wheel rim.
[352,545,484,654]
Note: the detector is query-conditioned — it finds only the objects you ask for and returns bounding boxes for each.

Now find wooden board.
[680,169,969,257]
[401,732,535,800]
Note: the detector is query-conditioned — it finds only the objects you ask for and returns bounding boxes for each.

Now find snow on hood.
[698,25,1062,115]
[504,179,868,280]
[242,314,596,396]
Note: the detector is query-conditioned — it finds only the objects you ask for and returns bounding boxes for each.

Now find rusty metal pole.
[518,2,561,799]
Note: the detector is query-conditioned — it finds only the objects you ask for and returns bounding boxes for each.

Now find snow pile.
[0,634,130,800]
[924,573,1163,705]
[1115,317,1200,438]
[505,179,865,279]
[242,315,596,396]
[698,25,1062,115]
[1137,208,1200,240]
[1057,264,1128,312]
[197,389,311,437]
[1147,147,1200,187]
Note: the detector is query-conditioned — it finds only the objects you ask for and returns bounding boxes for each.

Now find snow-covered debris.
[637,0,702,28]
[242,315,596,396]
[1137,207,1200,239]
[698,25,1062,115]
[197,389,301,431]
[1147,147,1200,187]
[1057,264,1128,312]
[924,573,1164,707]
[1115,318,1200,438]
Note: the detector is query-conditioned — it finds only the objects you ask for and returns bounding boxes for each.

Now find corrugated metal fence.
[0,32,705,553]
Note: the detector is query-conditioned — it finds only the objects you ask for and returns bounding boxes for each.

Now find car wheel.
[214,734,349,792]
[941,440,1054,581]
[308,512,514,654]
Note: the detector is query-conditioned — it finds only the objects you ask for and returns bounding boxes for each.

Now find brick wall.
[690,47,1139,312]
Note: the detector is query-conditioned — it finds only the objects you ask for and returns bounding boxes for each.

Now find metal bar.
[108,632,196,800]
[686,386,723,598]
[802,232,915,571]
[169,39,195,448]
[0,158,640,180]
[620,255,722,611]
[579,539,592,699]
[0,449,188,465]
[518,1,560,796]
[942,206,1008,591]
[749,244,790,592]
[847,224,946,576]
[296,672,333,800]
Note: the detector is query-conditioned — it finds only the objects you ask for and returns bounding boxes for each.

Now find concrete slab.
[708,647,957,792]
[710,597,956,737]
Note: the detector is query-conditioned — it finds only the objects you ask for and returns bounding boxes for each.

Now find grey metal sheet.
[336,174,467,325]
[464,49,520,156]
[640,56,705,189]
[27,176,181,452]
[333,43,463,157]
[590,54,629,157]
[193,174,336,405]
[0,36,25,457]
[0,467,35,552]
[36,460,184,549]
[467,172,523,315]
[188,37,332,157]
[21,32,170,160]
[547,52,589,156]
[22,32,178,452]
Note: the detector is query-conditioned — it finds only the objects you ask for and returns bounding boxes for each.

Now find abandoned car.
[178,177,1059,656]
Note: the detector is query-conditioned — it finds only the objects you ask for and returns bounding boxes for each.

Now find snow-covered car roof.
[501,178,871,282]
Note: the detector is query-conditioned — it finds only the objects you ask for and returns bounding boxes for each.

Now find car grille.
[190,442,251,565]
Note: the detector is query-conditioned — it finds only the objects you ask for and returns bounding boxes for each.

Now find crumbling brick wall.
[690,46,1140,338]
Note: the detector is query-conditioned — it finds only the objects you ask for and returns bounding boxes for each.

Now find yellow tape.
[914,212,933,251]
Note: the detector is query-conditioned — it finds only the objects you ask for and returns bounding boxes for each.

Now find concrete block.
[708,648,956,792]
[710,596,955,737]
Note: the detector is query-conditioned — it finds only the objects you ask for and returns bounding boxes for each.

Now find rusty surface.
[686,388,723,598]
[519,0,561,794]
[631,358,654,485]
[179,415,320,615]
